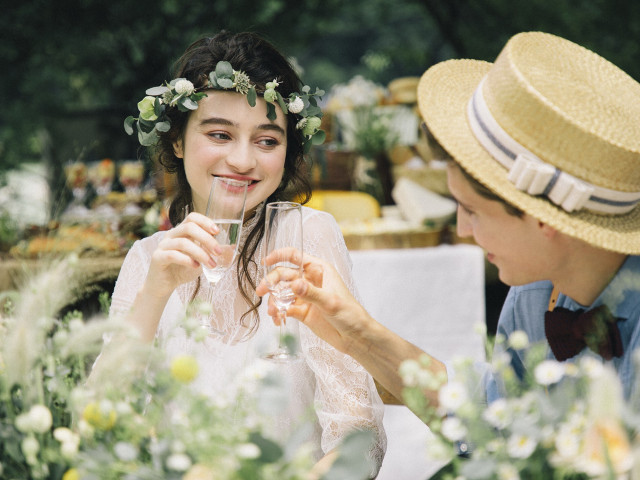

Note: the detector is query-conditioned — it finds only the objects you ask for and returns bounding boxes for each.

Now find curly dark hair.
[152,31,313,332]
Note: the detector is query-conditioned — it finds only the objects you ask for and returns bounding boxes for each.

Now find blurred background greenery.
[2,0,639,177]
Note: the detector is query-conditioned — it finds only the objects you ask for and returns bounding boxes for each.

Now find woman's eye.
[258,138,280,147]
[208,132,230,140]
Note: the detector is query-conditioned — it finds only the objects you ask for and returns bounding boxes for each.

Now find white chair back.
[350,244,486,479]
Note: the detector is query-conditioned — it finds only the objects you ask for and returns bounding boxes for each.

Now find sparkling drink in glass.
[262,201,303,362]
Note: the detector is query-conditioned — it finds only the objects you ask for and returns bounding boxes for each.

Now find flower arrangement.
[124,61,326,153]
[400,331,640,480]
[0,256,375,480]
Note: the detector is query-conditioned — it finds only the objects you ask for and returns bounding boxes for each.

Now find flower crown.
[124,61,326,153]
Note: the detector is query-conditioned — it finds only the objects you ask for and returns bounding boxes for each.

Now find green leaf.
[153,98,164,116]
[249,432,283,463]
[247,87,257,107]
[217,78,233,89]
[306,105,322,117]
[208,72,219,87]
[155,121,170,133]
[303,141,312,154]
[320,430,375,480]
[138,129,158,147]
[266,103,277,121]
[314,88,325,96]
[311,130,326,145]
[182,97,198,110]
[302,85,310,93]
[124,116,135,135]
[276,92,287,115]
[215,61,234,78]
[146,85,169,96]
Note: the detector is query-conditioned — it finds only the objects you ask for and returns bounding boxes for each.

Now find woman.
[112,31,385,473]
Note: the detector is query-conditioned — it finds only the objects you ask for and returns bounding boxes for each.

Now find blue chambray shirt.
[485,255,640,403]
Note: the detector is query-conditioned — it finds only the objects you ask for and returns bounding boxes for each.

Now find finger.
[159,236,216,268]
[176,221,223,257]
[262,247,303,268]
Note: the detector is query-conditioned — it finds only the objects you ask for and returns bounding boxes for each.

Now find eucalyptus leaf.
[302,85,310,93]
[266,103,277,121]
[276,92,287,115]
[146,86,169,96]
[208,72,219,88]
[247,87,257,107]
[124,116,135,135]
[217,78,233,89]
[155,121,170,133]
[181,97,198,110]
[249,432,283,463]
[312,130,326,145]
[153,98,164,116]
[215,61,234,78]
[306,106,322,117]
[138,129,158,147]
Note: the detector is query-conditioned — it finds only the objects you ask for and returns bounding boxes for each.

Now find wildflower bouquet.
[400,331,640,480]
[0,256,374,480]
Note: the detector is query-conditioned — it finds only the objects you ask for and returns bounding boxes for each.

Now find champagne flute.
[200,177,248,332]
[263,201,303,362]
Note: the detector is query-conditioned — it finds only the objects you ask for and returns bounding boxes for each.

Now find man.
[257,31,640,409]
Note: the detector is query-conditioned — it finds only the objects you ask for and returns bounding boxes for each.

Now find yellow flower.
[182,463,216,480]
[170,355,199,383]
[82,402,117,430]
[62,469,80,480]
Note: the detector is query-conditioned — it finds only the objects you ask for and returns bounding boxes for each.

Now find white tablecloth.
[350,244,486,479]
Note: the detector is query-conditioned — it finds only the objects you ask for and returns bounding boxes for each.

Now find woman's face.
[174,90,288,217]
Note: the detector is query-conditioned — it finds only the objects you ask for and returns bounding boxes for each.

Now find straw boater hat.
[417,31,640,254]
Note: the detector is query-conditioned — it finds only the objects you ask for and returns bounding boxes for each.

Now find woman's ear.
[173,138,184,159]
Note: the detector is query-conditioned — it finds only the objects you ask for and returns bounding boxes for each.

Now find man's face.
[446,163,558,286]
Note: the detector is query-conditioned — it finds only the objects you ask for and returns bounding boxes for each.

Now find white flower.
[288,96,304,114]
[507,330,529,350]
[506,433,537,459]
[441,416,467,442]
[236,443,261,459]
[554,425,581,459]
[53,427,75,443]
[534,359,565,386]
[29,405,53,433]
[399,359,421,387]
[438,381,468,412]
[482,398,512,430]
[21,435,40,459]
[166,452,192,471]
[497,463,520,480]
[174,79,195,96]
[580,355,604,378]
[114,442,139,462]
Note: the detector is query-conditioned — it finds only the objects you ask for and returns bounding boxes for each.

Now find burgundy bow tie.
[544,305,625,361]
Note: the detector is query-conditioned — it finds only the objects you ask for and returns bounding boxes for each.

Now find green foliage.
[2,0,639,182]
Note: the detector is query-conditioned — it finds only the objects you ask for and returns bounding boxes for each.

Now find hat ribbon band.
[467,78,640,214]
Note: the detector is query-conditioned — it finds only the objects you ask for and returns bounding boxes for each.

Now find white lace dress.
[110,206,386,471]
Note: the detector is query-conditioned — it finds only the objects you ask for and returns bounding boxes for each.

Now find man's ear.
[173,138,184,159]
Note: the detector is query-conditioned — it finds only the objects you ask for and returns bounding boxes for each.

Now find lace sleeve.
[109,233,160,319]
[300,207,387,474]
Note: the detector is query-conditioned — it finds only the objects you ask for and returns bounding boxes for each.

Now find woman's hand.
[257,248,374,355]
[144,212,222,298]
